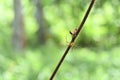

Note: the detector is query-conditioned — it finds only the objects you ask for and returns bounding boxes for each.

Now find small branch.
[49,0,96,80]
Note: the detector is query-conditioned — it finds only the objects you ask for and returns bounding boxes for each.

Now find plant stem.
[49,0,96,80]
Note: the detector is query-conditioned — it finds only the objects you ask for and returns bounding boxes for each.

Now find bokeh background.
[0,0,120,80]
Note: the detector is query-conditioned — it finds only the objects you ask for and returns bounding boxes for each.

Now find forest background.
[0,0,120,80]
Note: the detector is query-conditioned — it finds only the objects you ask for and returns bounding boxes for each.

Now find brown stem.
[49,0,96,80]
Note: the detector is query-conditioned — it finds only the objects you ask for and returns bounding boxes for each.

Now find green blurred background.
[0,0,120,80]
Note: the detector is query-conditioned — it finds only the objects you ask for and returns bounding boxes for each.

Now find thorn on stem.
[69,28,78,37]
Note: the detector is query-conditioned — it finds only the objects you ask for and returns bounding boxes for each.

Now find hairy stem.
[49,0,96,80]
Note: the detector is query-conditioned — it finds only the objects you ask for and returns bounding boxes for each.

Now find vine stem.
[49,0,96,80]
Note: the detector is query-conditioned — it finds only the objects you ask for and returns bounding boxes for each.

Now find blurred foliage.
[0,45,120,80]
[0,0,120,80]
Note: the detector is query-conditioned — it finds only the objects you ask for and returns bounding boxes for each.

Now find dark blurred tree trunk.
[34,0,47,44]
[13,0,26,52]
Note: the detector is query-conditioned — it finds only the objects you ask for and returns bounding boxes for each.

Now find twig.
[49,0,96,80]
